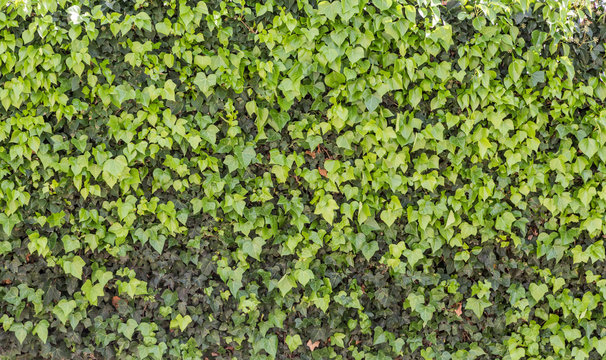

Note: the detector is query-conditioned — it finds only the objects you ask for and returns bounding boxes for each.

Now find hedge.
[1,0,606,359]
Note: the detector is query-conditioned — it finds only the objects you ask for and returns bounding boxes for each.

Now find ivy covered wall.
[1,0,606,359]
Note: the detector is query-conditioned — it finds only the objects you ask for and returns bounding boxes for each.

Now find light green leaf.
[465,297,491,318]
[372,0,392,11]
[277,275,296,297]
[294,269,314,286]
[118,319,138,340]
[529,283,548,302]
[579,137,598,158]
[33,320,49,343]
[495,211,516,232]
[429,25,453,50]
[194,72,217,97]
[285,334,302,352]
[508,59,526,83]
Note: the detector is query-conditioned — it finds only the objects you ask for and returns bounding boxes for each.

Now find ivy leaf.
[61,235,80,253]
[285,334,302,351]
[508,59,526,82]
[62,256,85,279]
[11,323,29,344]
[170,314,192,332]
[118,319,138,340]
[325,71,345,88]
[596,337,606,356]
[0,241,12,255]
[239,146,256,168]
[265,335,278,358]
[0,213,20,235]
[277,275,296,297]
[294,269,314,286]
[53,300,76,325]
[33,320,49,343]
[372,0,392,11]
[495,211,516,232]
[410,87,422,108]
[529,71,545,86]
[364,94,381,112]
[579,137,598,158]
[102,156,128,188]
[241,237,265,261]
[529,283,548,302]
[149,234,166,255]
[354,240,377,261]
[429,25,453,50]
[113,84,135,105]
[465,298,491,318]
[193,72,217,97]
[417,304,435,325]
[314,195,339,224]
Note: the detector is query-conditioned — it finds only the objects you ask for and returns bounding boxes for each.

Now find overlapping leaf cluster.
[1,0,606,358]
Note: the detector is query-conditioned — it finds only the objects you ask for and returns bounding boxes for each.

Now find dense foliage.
[1,0,606,358]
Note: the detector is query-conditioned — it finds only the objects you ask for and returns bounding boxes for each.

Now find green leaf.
[372,0,392,11]
[170,314,192,332]
[314,195,339,224]
[417,304,435,325]
[149,234,166,255]
[241,237,265,261]
[164,79,176,101]
[265,334,278,358]
[294,269,314,286]
[0,241,12,255]
[118,319,138,340]
[325,71,345,88]
[193,72,217,97]
[410,87,422,108]
[465,297,491,318]
[113,84,136,105]
[332,332,346,348]
[239,146,256,168]
[318,1,339,21]
[364,95,381,112]
[61,235,80,253]
[404,248,424,267]
[361,241,379,261]
[596,337,606,356]
[53,299,76,325]
[102,156,128,188]
[495,211,516,232]
[62,256,85,279]
[0,213,20,235]
[579,137,598,158]
[11,323,28,344]
[508,59,526,83]
[529,70,545,86]
[429,25,453,50]
[33,320,49,343]
[509,347,525,360]
[285,334,302,352]
[277,275,296,297]
[155,21,172,35]
[529,283,548,302]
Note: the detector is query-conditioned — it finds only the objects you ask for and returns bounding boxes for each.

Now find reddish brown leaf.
[305,150,316,159]
[318,168,328,177]
[454,303,463,316]
[112,296,121,308]
[307,339,320,351]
